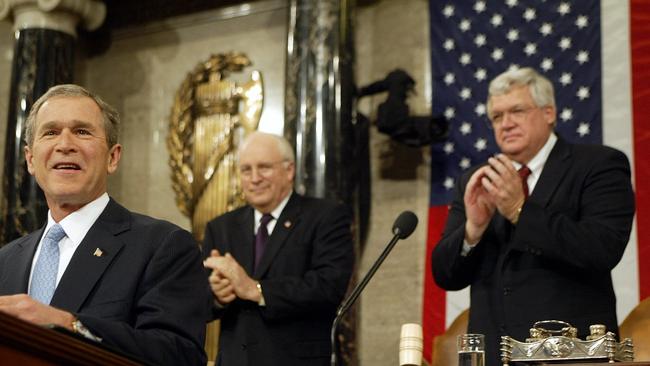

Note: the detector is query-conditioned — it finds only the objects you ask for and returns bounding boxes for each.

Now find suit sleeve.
[431,170,485,291]
[512,148,635,271]
[259,203,354,321]
[432,146,635,289]
[76,228,209,366]
[202,219,228,319]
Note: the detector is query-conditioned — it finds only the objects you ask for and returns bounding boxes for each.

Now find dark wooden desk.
[0,311,142,365]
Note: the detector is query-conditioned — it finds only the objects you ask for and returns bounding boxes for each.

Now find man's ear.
[286,161,295,181]
[107,143,122,174]
[543,105,557,126]
[25,145,35,176]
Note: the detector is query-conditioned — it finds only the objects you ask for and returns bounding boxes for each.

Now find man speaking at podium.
[0,85,209,365]
[432,68,636,366]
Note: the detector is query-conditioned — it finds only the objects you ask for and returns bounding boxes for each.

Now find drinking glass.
[457,333,485,366]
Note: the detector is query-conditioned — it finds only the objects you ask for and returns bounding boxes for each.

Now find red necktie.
[254,214,273,271]
[518,165,532,199]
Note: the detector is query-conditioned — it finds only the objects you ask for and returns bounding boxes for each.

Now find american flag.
[422,0,650,362]
[428,0,600,205]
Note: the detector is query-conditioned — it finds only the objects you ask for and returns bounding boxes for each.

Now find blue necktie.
[30,224,66,304]
[254,214,273,271]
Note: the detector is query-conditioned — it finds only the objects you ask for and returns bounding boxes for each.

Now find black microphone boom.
[330,211,419,366]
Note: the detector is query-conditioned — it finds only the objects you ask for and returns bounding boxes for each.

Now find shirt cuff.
[213,299,225,308]
[256,282,266,307]
[460,239,477,257]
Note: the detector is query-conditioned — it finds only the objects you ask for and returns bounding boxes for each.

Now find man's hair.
[238,131,296,164]
[487,67,556,119]
[24,84,120,148]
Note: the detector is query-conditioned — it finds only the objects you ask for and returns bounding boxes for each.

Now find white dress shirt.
[511,132,558,196]
[253,192,292,235]
[28,193,110,292]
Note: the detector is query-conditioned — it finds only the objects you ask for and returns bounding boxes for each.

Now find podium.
[0,311,143,365]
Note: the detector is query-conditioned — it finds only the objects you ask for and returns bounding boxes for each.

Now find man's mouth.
[502,133,521,142]
[248,187,269,194]
[53,163,81,170]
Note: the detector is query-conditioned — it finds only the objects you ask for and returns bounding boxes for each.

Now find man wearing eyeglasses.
[431,67,635,366]
[202,131,354,366]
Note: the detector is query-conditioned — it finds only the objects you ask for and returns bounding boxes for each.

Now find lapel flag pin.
[93,248,104,257]
[284,220,292,228]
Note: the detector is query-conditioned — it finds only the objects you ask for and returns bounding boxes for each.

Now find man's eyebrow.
[491,103,527,113]
[38,120,97,130]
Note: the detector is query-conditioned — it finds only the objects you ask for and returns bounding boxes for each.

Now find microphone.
[399,323,423,366]
[393,210,418,239]
[330,211,418,366]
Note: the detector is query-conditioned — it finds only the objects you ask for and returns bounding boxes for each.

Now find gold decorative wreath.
[167,52,263,217]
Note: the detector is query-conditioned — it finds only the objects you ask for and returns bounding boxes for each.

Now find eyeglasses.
[489,105,540,126]
[239,160,288,179]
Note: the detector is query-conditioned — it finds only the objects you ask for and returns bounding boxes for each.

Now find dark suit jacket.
[203,193,354,366]
[0,199,210,366]
[432,137,636,366]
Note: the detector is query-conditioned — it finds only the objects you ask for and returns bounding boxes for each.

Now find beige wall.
[356,0,431,364]
[77,4,289,228]
[0,0,431,364]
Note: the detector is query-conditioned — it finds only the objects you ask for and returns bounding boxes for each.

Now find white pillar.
[0,0,105,36]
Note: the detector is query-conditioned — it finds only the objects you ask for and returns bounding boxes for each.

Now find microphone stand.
[330,232,402,366]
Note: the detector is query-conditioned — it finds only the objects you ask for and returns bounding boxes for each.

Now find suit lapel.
[528,136,572,208]
[1,230,44,294]
[50,199,130,312]
[492,213,512,249]
[501,137,573,261]
[234,207,256,275]
[255,194,301,278]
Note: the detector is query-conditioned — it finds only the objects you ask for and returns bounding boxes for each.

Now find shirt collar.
[254,191,292,224]
[45,193,110,246]
[512,132,557,177]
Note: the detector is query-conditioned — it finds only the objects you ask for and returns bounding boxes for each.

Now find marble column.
[284,1,360,365]
[284,0,357,203]
[0,0,105,243]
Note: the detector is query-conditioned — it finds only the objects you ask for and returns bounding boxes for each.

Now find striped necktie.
[30,224,66,304]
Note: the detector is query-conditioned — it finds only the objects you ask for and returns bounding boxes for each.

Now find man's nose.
[249,167,263,181]
[55,130,77,152]
[500,112,517,128]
